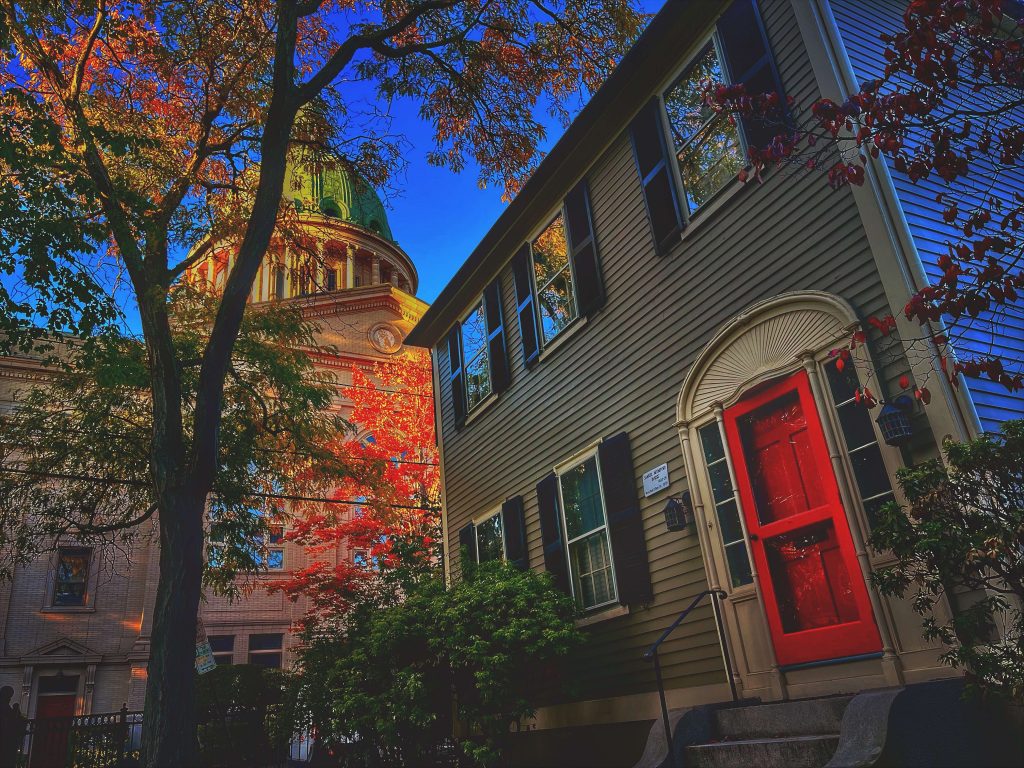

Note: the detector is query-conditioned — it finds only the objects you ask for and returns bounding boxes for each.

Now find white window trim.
[460,298,493,413]
[471,506,506,564]
[554,446,619,612]
[658,30,748,227]
[696,416,755,592]
[527,208,583,349]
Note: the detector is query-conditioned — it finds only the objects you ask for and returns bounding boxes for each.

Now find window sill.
[41,606,96,614]
[538,316,589,364]
[464,391,499,426]
[673,178,748,251]
[575,602,630,628]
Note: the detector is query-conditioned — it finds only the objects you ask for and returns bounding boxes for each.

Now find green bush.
[289,561,582,766]
[870,419,1024,702]
[195,664,289,767]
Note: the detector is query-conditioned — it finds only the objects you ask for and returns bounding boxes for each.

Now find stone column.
[20,666,32,714]
[346,244,356,289]
[371,254,381,285]
[84,663,96,714]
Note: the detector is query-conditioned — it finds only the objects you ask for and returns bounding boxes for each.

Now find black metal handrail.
[643,588,737,768]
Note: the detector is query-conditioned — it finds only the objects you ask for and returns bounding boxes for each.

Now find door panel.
[724,370,881,666]
[31,694,76,768]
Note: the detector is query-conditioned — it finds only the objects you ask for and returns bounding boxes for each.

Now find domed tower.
[186,148,427,368]
[189,149,418,300]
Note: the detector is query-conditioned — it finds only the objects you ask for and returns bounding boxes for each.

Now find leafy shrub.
[289,561,582,766]
[870,420,1024,701]
[195,664,288,767]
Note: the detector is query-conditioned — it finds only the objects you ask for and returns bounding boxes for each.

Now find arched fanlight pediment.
[677,291,859,423]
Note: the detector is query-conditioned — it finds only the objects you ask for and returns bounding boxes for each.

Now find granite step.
[712,695,852,740]
[685,734,841,768]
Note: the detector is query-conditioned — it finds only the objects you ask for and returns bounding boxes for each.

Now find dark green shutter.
[501,496,528,570]
[512,245,540,367]
[483,277,511,394]
[598,433,653,605]
[629,98,684,255]
[564,180,605,316]
[717,0,786,152]
[446,325,467,427]
[536,473,570,593]
[458,522,476,578]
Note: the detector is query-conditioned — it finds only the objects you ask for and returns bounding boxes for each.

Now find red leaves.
[867,315,898,335]
[827,161,866,188]
[854,386,878,408]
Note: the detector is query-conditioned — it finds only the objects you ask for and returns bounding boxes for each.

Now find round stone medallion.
[368,322,403,354]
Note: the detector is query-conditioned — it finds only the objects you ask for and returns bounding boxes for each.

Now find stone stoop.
[684,696,850,768]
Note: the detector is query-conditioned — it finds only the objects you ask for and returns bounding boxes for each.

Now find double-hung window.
[459,498,528,576]
[248,633,283,668]
[447,279,510,426]
[629,0,784,250]
[512,179,604,365]
[52,547,92,607]
[698,422,753,588]
[209,635,235,666]
[530,213,578,345]
[823,359,897,527]
[460,302,492,411]
[256,525,285,571]
[557,453,617,610]
[663,37,746,215]
[473,510,505,564]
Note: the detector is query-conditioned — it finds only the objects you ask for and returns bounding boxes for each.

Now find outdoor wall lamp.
[662,491,693,532]
[876,394,915,446]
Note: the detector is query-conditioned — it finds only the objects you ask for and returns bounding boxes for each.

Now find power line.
[0,467,439,512]
[0,429,439,467]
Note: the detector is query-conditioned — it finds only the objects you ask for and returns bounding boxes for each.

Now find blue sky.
[383,0,663,303]
[383,101,561,303]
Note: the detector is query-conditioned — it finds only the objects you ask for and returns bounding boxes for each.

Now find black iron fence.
[19,706,142,768]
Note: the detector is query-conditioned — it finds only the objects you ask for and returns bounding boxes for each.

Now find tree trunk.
[141,485,207,766]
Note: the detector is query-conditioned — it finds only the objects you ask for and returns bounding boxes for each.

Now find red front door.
[723,370,881,667]
[30,693,76,768]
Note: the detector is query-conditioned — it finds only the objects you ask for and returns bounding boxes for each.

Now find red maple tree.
[269,350,440,634]
[708,0,1024,396]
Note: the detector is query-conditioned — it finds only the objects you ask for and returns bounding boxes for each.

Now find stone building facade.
[0,156,427,719]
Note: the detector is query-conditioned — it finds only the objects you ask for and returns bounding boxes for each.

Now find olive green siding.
[435,0,892,703]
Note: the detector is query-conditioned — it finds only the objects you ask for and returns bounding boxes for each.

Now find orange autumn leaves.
[269,350,439,632]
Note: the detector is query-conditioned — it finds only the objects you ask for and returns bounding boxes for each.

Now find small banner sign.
[195,617,216,675]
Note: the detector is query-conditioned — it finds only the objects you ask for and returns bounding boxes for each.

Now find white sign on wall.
[642,463,670,497]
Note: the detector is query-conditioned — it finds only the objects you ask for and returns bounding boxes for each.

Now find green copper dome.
[284,153,394,242]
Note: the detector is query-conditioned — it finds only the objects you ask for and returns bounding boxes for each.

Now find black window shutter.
[511,245,540,367]
[536,473,570,594]
[501,496,528,570]
[717,0,786,152]
[446,325,467,427]
[564,180,606,317]
[598,433,653,605]
[458,522,476,578]
[629,98,684,255]
[483,278,511,394]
